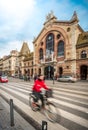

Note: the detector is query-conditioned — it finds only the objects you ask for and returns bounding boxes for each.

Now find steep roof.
[76,32,88,48]
[23,52,33,61]
[20,42,30,56]
[70,11,79,22]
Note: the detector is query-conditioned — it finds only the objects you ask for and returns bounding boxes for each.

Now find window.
[66,66,69,69]
[57,34,61,39]
[41,42,43,46]
[57,41,64,56]
[28,69,30,74]
[39,48,43,60]
[46,33,54,55]
[28,62,29,66]
[81,50,87,58]
[67,27,70,32]
[38,68,41,75]
[9,60,11,64]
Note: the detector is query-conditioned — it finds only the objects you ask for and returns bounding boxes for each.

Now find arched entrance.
[80,65,87,80]
[24,69,27,75]
[28,69,30,75]
[31,68,33,77]
[59,67,63,77]
[44,66,54,79]
[38,68,41,75]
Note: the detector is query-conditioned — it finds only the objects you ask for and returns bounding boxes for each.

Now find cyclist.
[32,74,49,108]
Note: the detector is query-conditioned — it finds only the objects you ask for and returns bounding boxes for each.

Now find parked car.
[0,76,8,83]
[57,75,77,83]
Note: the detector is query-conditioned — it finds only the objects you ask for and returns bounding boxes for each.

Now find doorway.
[44,66,54,79]
[59,67,63,77]
[80,65,87,80]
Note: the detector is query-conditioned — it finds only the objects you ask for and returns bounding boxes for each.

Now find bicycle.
[29,89,58,122]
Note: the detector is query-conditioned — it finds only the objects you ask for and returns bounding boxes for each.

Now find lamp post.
[51,52,55,84]
[53,61,54,84]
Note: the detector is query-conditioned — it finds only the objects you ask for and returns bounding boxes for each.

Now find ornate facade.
[18,42,33,77]
[76,32,88,80]
[0,12,88,80]
[0,42,34,78]
[33,11,88,80]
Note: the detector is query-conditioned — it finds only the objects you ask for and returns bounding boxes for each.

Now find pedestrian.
[34,73,38,81]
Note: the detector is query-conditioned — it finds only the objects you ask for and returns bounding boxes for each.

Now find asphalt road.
[0,78,88,130]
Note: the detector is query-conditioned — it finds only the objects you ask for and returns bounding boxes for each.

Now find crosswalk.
[0,80,88,130]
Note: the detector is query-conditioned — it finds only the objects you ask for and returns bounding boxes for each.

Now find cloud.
[0,0,36,31]
[0,41,22,57]
[0,39,34,58]
[0,0,36,38]
[0,0,36,17]
[0,0,88,58]
[0,0,36,57]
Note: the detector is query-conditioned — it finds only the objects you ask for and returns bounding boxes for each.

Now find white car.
[57,75,77,83]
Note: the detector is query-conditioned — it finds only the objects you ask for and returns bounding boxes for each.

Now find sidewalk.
[8,77,88,86]
[0,96,36,130]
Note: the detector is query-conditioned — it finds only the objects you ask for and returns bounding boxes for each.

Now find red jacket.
[32,79,49,92]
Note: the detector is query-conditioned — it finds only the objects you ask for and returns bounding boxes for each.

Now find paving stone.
[0,97,36,130]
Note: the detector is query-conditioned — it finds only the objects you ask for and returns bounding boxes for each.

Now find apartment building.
[2,50,19,76]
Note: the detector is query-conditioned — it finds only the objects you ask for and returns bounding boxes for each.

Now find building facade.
[18,42,33,78]
[76,32,88,80]
[0,58,3,75]
[2,50,18,76]
[0,42,34,78]
[33,11,88,80]
[0,12,88,80]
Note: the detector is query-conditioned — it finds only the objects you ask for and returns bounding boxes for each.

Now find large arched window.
[46,33,54,55]
[81,50,87,58]
[38,68,41,75]
[57,40,64,56]
[28,69,30,75]
[39,48,43,60]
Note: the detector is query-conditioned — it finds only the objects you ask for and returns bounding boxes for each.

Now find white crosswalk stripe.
[0,80,88,130]
[1,84,88,113]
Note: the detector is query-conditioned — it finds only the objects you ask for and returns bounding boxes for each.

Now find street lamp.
[51,52,55,84]
[53,62,54,84]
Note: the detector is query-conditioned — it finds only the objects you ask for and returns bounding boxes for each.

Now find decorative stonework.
[46,10,55,22]
[33,11,88,80]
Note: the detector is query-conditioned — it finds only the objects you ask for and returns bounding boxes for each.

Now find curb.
[1,94,42,130]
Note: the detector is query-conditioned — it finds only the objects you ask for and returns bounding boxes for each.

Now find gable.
[20,42,30,55]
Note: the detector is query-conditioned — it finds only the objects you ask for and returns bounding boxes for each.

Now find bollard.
[42,121,47,130]
[10,99,14,126]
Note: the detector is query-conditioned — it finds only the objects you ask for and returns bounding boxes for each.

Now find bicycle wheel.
[29,94,38,111]
[44,102,58,122]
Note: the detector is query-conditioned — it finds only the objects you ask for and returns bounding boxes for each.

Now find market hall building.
[33,11,88,80]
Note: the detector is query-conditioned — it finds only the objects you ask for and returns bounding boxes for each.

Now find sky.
[0,0,88,58]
